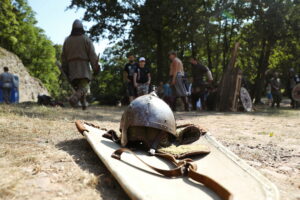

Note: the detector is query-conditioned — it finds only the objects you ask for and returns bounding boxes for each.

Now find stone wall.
[0,47,49,102]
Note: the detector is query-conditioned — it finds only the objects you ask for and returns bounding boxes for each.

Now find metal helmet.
[72,19,83,29]
[120,93,176,150]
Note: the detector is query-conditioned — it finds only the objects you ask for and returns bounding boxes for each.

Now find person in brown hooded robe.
[61,19,99,110]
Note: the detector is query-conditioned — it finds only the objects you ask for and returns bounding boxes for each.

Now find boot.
[69,89,84,108]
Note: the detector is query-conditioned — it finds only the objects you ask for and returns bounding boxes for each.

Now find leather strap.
[75,120,108,135]
[112,148,233,200]
[103,130,121,144]
[75,121,232,199]
[75,120,88,135]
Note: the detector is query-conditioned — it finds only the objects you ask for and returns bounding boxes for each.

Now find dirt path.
[0,104,299,200]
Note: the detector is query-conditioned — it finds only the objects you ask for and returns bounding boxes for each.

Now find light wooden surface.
[82,124,279,200]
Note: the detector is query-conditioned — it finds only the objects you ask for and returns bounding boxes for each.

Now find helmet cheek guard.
[119,93,176,150]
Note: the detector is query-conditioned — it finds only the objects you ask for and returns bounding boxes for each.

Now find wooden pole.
[216,42,241,111]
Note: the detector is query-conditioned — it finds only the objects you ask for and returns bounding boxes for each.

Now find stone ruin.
[0,47,49,102]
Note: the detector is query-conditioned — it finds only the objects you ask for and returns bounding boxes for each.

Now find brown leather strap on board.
[112,148,183,177]
[102,130,121,144]
[188,168,233,200]
[75,120,88,135]
[112,148,233,200]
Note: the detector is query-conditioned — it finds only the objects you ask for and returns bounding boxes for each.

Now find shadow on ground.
[56,138,129,200]
[175,105,300,119]
[3,104,124,123]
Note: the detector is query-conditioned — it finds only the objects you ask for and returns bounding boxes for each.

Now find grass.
[0,103,299,200]
[0,103,129,200]
[257,131,275,136]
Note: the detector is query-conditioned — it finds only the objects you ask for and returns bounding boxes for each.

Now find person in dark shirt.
[62,19,99,110]
[124,54,138,102]
[133,57,151,96]
[271,72,281,108]
[189,58,213,111]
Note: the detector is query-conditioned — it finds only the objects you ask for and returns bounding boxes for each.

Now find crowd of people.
[265,69,300,108]
[123,51,214,112]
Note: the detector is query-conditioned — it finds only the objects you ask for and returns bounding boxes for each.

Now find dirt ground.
[0,103,299,200]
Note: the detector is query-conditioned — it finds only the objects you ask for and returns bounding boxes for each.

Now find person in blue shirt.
[0,67,14,104]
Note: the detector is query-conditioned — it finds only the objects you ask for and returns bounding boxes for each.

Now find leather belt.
[112,148,233,200]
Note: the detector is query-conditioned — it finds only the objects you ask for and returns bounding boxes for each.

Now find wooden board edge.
[205,132,280,200]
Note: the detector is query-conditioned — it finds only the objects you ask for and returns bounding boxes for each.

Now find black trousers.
[271,91,281,107]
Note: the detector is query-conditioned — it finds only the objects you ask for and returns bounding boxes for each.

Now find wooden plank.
[81,123,279,200]
[217,43,241,111]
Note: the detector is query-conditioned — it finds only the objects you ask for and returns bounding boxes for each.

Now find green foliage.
[0,0,60,97]
[91,45,127,105]
[68,0,300,103]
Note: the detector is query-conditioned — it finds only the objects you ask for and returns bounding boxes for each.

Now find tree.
[0,0,19,50]
[91,44,126,105]
[70,0,300,104]
[0,0,60,97]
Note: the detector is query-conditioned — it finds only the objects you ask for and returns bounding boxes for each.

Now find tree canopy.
[70,0,300,103]
[0,0,60,96]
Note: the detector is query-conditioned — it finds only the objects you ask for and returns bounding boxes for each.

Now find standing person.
[61,19,99,110]
[189,58,213,111]
[270,72,281,108]
[124,54,138,102]
[266,81,273,106]
[168,51,189,111]
[134,57,151,97]
[0,67,14,104]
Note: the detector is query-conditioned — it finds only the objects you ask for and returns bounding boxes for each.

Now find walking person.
[133,57,151,97]
[0,67,14,104]
[189,58,213,111]
[168,51,189,111]
[124,54,138,102]
[61,19,99,110]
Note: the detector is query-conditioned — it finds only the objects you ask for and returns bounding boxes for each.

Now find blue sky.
[28,0,109,54]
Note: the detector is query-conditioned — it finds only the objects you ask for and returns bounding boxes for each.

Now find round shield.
[240,87,252,112]
[292,83,300,102]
